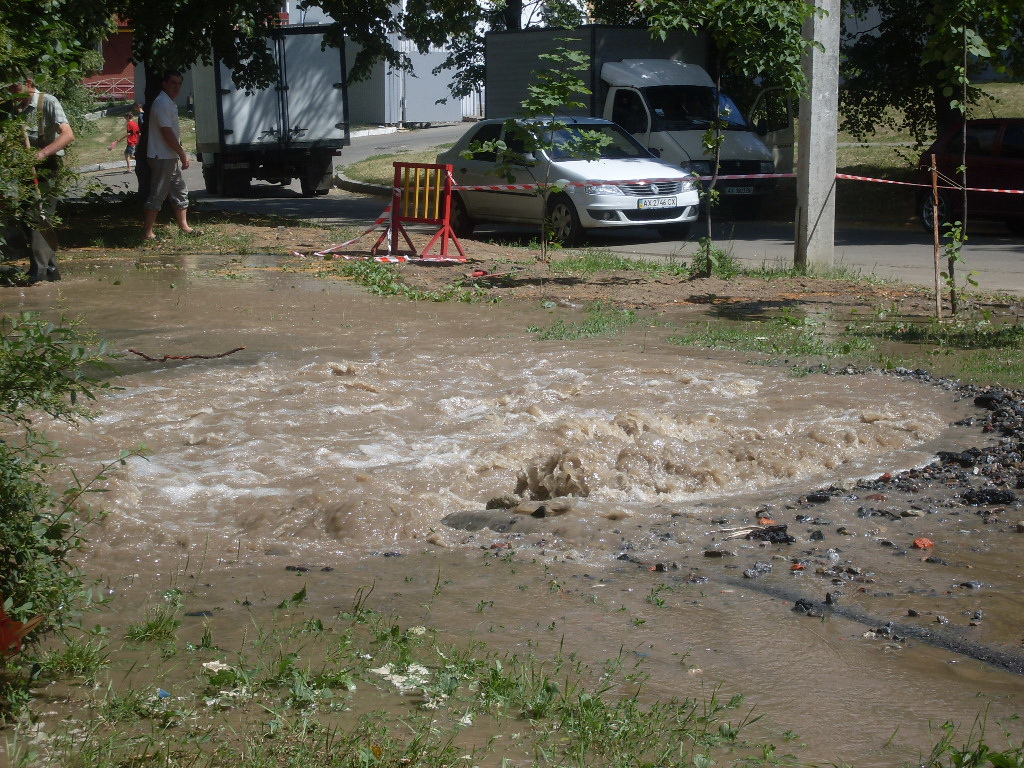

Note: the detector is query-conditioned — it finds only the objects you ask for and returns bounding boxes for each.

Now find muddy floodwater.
[4,254,1023,766]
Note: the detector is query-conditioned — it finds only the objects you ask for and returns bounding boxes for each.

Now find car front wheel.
[449,194,475,237]
[547,195,585,246]
[919,191,950,233]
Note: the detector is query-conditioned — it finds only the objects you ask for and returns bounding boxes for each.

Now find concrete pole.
[794,0,841,269]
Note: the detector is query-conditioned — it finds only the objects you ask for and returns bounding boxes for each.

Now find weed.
[669,314,874,361]
[551,250,689,277]
[528,302,642,340]
[326,259,490,303]
[124,592,183,644]
[645,583,671,607]
[39,629,109,682]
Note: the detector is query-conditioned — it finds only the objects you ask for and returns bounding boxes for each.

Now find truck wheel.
[449,194,475,237]
[299,174,332,197]
[202,164,218,195]
[300,158,334,197]
[919,191,949,233]
[547,195,585,246]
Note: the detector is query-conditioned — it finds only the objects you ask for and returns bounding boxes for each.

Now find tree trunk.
[502,0,523,30]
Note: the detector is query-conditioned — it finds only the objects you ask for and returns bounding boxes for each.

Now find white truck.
[192,25,350,197]
[485,25,794,215]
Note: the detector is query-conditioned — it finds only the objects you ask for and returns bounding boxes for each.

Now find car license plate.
[638,197,676,209]
[725,186,755,194]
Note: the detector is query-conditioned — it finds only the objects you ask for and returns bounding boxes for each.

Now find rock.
[486,494,521,510]
[792,599,823,617]
[514,498,576,517]
[743,561,772,579]
[961,488,1017,506]
[746,524,796,544]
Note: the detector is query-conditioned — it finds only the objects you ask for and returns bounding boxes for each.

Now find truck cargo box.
[193,25,350,196]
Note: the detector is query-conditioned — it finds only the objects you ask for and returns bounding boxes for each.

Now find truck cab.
[601,59,791,212]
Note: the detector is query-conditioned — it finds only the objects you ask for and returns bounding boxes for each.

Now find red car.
[917,117,1024,235]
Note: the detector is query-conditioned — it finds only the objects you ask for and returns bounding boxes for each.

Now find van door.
[609,88,651,143]
[748,87,795,174]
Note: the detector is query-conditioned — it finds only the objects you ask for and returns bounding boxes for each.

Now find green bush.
[0,313,126,714]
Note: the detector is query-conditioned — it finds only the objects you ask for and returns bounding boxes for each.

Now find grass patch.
[550,250,689,277]
[340,146,453,186]
[528,302,644,340]
[314,258,492,302]
[70,115,197,170]
[667,302,1024,386]
[669,311,874,362]
[8,583,804,768]
[58,198,320,254]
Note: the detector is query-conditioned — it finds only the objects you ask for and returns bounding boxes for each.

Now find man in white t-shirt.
[142,71,194,240]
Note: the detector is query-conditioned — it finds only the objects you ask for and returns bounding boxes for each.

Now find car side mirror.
[648,147,662,158]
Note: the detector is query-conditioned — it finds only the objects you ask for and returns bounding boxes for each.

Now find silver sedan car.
[436,116,700,245]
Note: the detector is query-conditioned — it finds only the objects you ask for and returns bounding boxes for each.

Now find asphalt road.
[87,122,1024,296]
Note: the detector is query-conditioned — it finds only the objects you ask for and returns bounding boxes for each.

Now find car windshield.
[545,123,653,161]
[644,85,749,131]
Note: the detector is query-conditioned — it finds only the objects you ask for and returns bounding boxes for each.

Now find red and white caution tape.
[288,204,394,259]
[836,173,1024,194]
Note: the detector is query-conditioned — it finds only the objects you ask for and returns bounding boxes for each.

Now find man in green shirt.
[3,76,75,284]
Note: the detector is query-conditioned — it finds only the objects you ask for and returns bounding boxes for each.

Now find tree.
[841,0,1024,142]
[102,0,481,198]
[1,2,113,253]
[639,0,819,276]
[3,0,481,202]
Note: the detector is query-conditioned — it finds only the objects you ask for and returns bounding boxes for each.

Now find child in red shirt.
[109,109,141,172]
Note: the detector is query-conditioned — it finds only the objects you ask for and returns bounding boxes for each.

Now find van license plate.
[725,186,755,194]
[638,197,676,209]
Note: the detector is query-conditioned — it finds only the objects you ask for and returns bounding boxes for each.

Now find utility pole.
[794,0,841,269]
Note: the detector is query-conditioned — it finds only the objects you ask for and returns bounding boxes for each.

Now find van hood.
[656,129,772,164]
[547,156,692,182]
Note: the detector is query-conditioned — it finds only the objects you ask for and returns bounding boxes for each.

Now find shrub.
[0,313,125,714]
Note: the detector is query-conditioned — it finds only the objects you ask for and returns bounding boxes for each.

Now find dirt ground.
[47,199,1013,319]
[269,224,972,319]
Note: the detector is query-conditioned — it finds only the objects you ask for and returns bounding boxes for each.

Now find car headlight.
[583,183,622,195]
[688,160,713,178]
[759,161,775,175]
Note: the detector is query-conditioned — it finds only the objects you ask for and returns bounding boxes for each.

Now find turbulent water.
[13,257,957,567]
[4,255,1022,768]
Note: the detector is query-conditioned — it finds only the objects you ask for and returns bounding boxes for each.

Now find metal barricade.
[372,162,466,260]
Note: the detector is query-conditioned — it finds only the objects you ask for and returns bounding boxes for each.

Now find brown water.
[3,254,1022,766]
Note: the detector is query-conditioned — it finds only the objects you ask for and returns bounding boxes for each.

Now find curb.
[77,161,131,173]
[333,172,390,198]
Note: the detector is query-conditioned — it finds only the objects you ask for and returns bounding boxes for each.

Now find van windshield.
[643,85,750,131]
